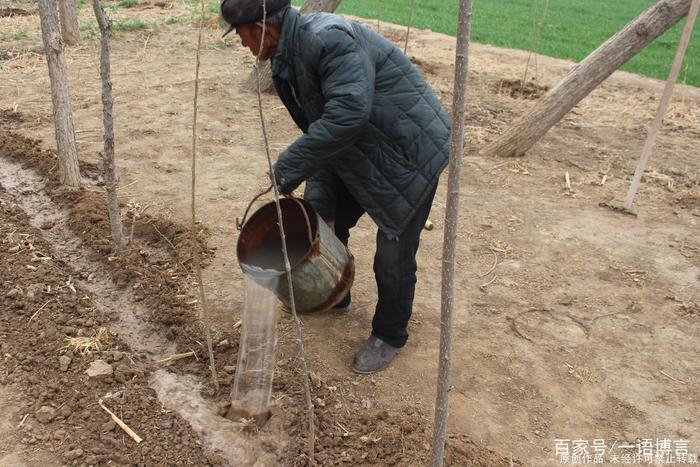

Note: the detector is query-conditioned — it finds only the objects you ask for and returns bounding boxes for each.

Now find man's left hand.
[270,164,295,195]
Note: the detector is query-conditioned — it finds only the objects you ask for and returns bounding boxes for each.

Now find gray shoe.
[352,335,401,374]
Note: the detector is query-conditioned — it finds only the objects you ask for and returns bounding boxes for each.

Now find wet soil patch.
[0,130,213,352]
[412,56,440,75]
[495,78,549,99]
[0,109,23,129]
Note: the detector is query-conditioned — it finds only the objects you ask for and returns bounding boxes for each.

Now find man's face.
[235,22,279,60]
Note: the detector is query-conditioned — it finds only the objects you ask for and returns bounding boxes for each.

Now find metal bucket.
[236,198,354,313]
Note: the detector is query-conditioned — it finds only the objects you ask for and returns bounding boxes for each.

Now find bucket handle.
[236,185,272,231]
[236,186,315,247]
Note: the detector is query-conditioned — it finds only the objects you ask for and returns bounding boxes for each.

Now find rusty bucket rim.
[236,198,319,277]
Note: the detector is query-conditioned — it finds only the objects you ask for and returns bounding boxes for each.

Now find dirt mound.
[0,7,32,17]
[495,78,549,99]
[0,187,210,465]
[412,57,440,76]
[0,130,212,350]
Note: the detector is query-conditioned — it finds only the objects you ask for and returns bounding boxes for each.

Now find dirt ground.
[1,1,699,465]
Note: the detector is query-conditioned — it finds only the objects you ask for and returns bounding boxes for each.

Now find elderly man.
[222,0,451,374]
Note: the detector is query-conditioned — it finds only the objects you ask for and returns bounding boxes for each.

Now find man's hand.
[270,164,294,195]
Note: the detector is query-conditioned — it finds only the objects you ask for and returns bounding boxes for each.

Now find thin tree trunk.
[91,0,126,254]
[404,0,416,55]
[242,0,343,92]
[625,0,699,210]
[59,0,80,46]
[481,0,693,159]
[431,0,473,466]
[38,0,81,188]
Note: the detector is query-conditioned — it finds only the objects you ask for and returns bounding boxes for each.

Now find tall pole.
[624,0,699,210]
[431,0,473,465]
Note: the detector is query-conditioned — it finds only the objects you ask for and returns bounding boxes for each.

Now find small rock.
[26,283,44,300]
[5,288,20,298]
[8,245,20,253]
[60,404,73,418]
[361,399,373,410]
[208,453,224,465]
[59,355,72,372]
[85,455,98,465]
[40,220,55,230]
[223,366,235,373]
[35,406,56,424]
[214,403,229,417]
[85,360,113,378]
[53,430,66,440]
[112,351,124,362]
[100,420,116,432]
[64,448,84,461]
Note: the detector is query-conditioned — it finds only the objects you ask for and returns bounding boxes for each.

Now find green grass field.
[292,0,699,87]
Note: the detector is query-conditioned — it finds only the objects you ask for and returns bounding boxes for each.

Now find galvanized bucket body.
[237,198,354,313]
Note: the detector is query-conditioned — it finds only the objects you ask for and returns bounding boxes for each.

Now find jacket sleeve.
[273,27,375,194]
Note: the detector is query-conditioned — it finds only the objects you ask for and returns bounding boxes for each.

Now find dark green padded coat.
[271,8,451,238]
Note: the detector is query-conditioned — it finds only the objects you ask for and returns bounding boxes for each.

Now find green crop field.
[292,0,699,87]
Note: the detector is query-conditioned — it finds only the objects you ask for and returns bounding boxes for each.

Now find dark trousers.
[333,182,438,348]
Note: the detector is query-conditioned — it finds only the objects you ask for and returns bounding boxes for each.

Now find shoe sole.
[351,361,391,374]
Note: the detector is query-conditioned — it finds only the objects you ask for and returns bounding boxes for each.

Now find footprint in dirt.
[508,308,589,345]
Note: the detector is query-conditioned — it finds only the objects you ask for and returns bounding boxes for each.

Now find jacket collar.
[271,7,299,80]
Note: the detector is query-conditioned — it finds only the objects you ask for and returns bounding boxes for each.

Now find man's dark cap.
[221,0,291,37]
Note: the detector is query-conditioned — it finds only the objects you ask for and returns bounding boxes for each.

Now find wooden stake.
[191,0,220,392]
[624,0,700,210]
[431,0,473,465]
[252,4,316,464]
[98,399,143,444]
[404,0,417,55]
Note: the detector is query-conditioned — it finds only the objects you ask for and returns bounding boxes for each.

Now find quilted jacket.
[271,8,451,238]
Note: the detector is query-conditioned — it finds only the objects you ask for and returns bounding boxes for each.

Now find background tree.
[91,0,127,254]
[59,0,81,46]
[38,0,82,187]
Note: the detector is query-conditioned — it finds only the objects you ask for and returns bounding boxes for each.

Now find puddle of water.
[0,158,175,358]
[150,370,280,466]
